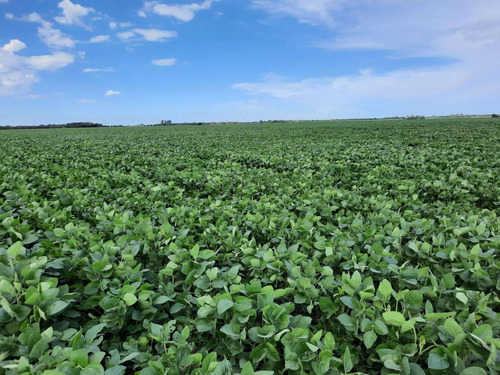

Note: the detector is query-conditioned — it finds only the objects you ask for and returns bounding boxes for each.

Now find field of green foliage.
[0,118,499,375]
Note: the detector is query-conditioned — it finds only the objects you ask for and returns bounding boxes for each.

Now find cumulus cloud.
[236,0,500,117]
[25,52,75,70]
[117,28,177,42]
[105,89,120,96]
[83,67,115,73]
[141,0,220,22]
[0,40,74,96]
[2,39,26,53]
[152,58,177,66]
[89,35,110,43]
[55,0,95,28]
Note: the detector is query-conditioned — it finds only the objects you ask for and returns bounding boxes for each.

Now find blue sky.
[1,0,499,125]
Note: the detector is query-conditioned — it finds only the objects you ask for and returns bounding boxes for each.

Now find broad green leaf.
[383,311,406,326]
[443,318,464,338]
[46,300,69,316]
[217,299,234,314]
[241,362,254,375]
[7,241,23,257]
[81,363,105,375]
[363,331,377,349]
[122,293,137,306]
[428,352,449,370]
[460,368,487,375]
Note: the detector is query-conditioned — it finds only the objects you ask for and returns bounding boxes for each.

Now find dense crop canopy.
[0,118,499,374]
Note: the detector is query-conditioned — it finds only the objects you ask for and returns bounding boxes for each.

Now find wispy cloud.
[141,0,221,22]
[109,21,133,29]
[152,58,177,66]
[117,28,177,42]
[83,67,115,73]
[237,0,500,117]
[105,89,120,96]
[89,35,110,43]
[9,12,76,49]
[252,0,345,27]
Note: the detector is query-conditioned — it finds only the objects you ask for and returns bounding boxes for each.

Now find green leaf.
[428,352,449,370]
[443,318,464,338]
[7,241,23,257]
[85,323,107,344]
[383,311,406,326]
[213,359,232,375]
[217,299,234,314]
[190,244,200,259]
[241,362,254,375]
[363,331,377,349]
[377,279,393,300]
[460,368,487,375]
[46,300,69,316]
[53,228,65,238]
[181,326,190,340]
[81,363,105,375]
[70,349,89,367]
[122,293,137,306]
[403,290,423,310]
[343,346,353,373]
[104,366,126,375]
[324,332,336,350]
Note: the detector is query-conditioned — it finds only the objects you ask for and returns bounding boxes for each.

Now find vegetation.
[0,118,499,375]
[0,123,103,131]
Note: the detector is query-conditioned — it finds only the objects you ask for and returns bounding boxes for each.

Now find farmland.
[0,118,499,374]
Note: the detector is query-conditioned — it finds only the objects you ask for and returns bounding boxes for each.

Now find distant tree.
[492,114,499,118]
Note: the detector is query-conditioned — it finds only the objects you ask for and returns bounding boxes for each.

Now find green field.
[1,118,499,374]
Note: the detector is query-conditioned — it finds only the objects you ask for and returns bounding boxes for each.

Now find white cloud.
[25,52,75,70]
[38,20,76,49]
[89,35,110,43]
[252,0,344,27]
[10,12,76,49]
[83,67,115,73]
[78,99,95,103]
[141,0,220,22]
[109,21,133,29]
[105,89,120,96]
[236,0,500,117]
[55,0,95,28]
[0,48,74,96]
[118,28,177,42]
[2,39,26,53]
[152,58,177,66]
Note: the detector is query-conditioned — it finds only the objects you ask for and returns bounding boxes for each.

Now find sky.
[0,0,499,125]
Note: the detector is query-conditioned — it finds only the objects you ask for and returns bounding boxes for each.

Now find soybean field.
[0,118,499,375]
